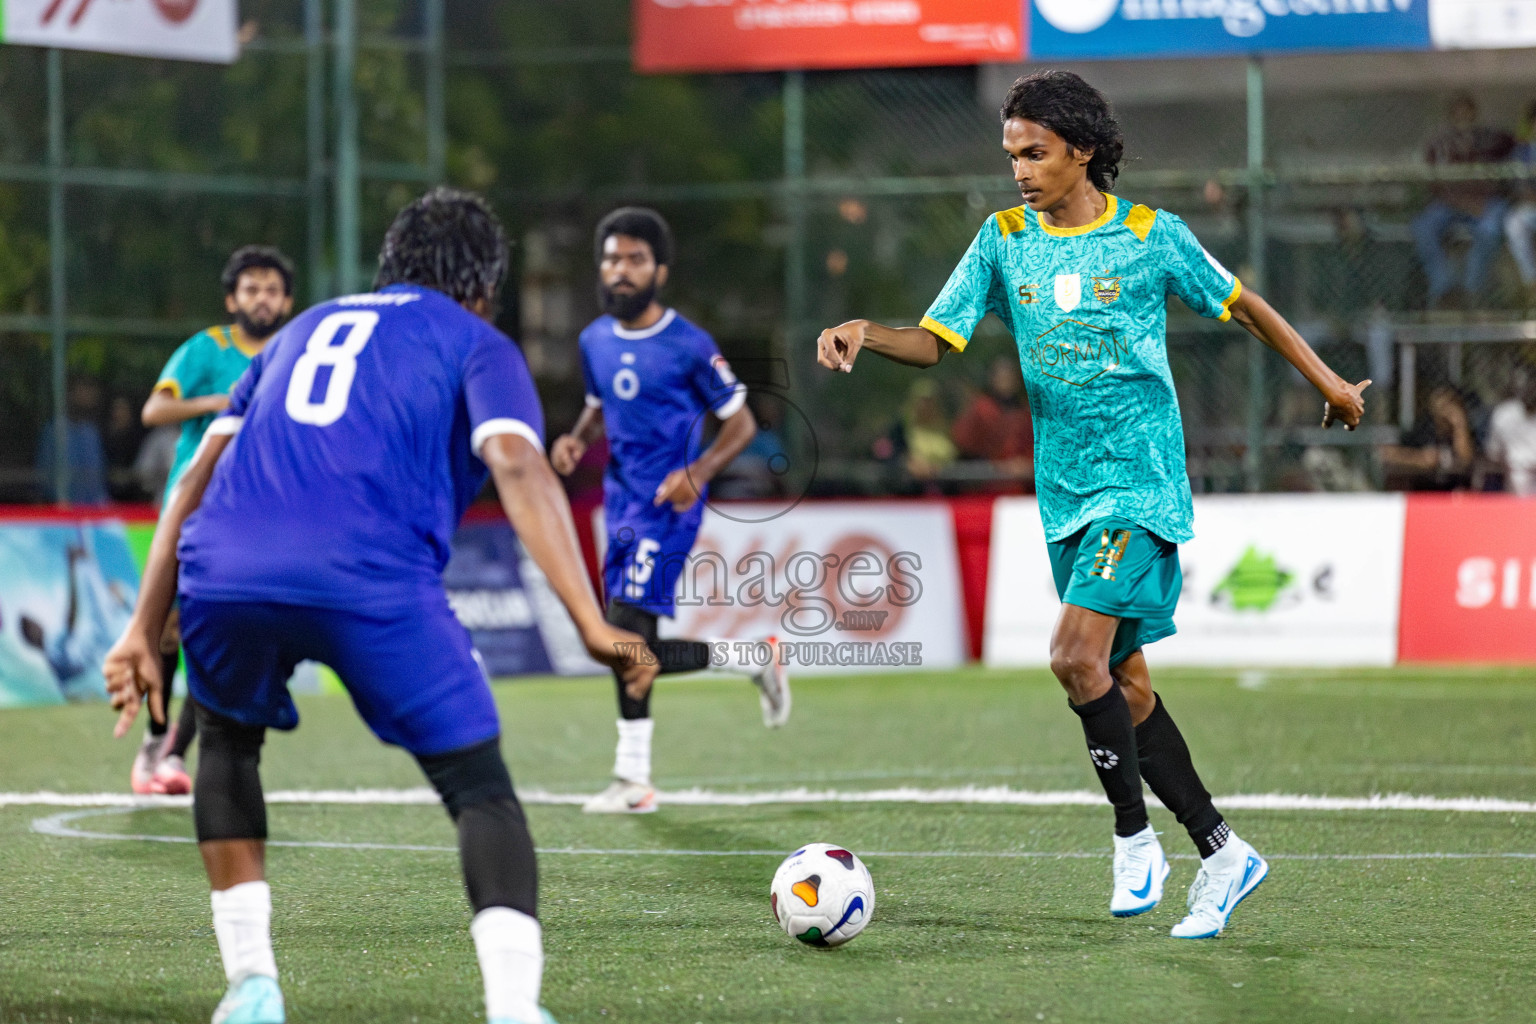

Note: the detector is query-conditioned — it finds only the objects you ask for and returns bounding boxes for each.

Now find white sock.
[210,881,278,985]
[471,906,543,1023]
[613,718,653,784]
[708,637,763,676]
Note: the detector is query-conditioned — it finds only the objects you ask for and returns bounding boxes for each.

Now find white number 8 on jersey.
[285,310,378,426]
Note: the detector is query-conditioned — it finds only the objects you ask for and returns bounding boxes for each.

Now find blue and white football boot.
[489,1010,559,1024]
[1170,834,1269,939]
[211,974,284,1024]
[1110,825,1170,917]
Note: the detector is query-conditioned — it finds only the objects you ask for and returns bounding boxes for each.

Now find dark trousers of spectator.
[1412,198,1511,306]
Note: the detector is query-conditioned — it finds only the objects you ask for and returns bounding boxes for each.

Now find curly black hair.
[594,206,674,267]
[1000,70,1125,193]
[374,187,509,305]
[221,245,295,296]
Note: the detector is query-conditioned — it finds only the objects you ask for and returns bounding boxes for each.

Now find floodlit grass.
[2,666,1534,1023]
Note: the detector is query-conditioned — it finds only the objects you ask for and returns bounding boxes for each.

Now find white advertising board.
[3,0,238,63]
[985,495,1407,667]
[634,502,968,674]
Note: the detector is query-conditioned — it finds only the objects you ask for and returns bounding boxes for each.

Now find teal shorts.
[1046,517,1181,668]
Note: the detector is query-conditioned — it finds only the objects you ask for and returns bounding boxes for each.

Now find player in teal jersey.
[816,71,1369,939]
[129,246,295,795]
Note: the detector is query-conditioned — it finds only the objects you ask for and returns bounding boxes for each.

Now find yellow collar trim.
[226,324,263,358]
[1036,194,1118,238]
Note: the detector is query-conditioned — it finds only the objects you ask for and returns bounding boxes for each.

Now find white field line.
[27,808,1536,862]
[5,785,1536,813]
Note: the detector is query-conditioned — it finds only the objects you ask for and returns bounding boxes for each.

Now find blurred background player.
[816,71,1369,940]
[129,245,296,796]
[551,207,790,815]
[103,188,655,1024]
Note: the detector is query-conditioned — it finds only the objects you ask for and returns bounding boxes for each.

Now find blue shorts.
[603,494,704,617]
[180,593,499,756]
[1047,517,1180,669]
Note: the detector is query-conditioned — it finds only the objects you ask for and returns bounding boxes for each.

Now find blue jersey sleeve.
[1158,213,1242,322]
[464,324,545,458]
[921,218,1010,353]
[688,333,747,419]
[579,337,602,410]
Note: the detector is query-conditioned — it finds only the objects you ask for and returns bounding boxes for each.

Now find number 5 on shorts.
[285,310,378,426]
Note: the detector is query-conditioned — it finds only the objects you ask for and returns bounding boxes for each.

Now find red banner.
[634,0,1024,73]
[1399,494,1536,663]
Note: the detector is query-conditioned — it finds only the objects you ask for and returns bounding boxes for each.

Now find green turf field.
[2,666,1535,1023]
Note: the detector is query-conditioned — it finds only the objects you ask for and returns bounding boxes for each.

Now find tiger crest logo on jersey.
[1092,277,1122,304]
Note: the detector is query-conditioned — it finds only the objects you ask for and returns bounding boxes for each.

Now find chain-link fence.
[2,0,1534,504]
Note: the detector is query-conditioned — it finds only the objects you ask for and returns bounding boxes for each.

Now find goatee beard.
[235,309,284,341]
[599,281,656,322]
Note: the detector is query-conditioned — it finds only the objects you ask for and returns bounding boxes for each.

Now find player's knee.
[416,737,516,820]
[1049,646,1103,691]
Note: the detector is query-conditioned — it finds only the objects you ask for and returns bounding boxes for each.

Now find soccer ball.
[769,843,875,947]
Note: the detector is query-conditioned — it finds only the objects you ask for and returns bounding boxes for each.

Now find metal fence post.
[1243,56,1267,493]
[306,0,328,303]
[783,70,807,384]
[425,0,446,185]
[333,0,360,294]
[47,48,69,505]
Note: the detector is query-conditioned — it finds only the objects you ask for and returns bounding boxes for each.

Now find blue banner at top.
[1028,0,1432,60]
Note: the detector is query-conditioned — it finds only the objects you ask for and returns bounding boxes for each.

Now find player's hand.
[816,319,869,373]
[1322,379,1371,431]
[102,624,165,739]
[581,621,660,701]
[550,434,586,476]
[654,465,703,512]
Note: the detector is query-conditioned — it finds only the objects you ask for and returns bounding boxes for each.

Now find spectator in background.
[104,395,146,501]
[1412,94,1515,309]
[900,378,956,482]
[133,425,178,506]
[1486,367,1536,495]
[35,377,108,506]
[1378,384,1476,490]
[713,393,790,500]
[1504,99,1536,311]
[952,355,1034,492]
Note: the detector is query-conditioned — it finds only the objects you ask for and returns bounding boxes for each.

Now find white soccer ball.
[769,843,875,947]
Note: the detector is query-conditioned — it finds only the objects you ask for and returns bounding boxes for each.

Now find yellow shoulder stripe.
[1124,204,1157,242]
[920,315,969,353]
[994,207,1030,238]
[1217,278,1243,322]
[154,378,183,399]
[208,325,230,349]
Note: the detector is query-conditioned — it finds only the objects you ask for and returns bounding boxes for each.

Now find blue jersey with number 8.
[179,284,545,611]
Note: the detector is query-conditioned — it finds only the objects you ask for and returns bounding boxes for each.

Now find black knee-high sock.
[1136,693,1229,858]
[1070,686,1148,838]
[148,649,179,737]
[606,601,712,720]
[169,695,199,759]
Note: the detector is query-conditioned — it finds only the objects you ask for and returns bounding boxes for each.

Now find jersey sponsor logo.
[1017,283,1039,305]
[1020,321,1127,388]
[1054,274,1081,312]
[710,354,738,386]
[1091,276,1122,304]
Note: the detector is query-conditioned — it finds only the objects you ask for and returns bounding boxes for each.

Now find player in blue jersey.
[130,245,296,796]
[816,72,1370,939]
[551,208,790,815]
[103,189,656,1024]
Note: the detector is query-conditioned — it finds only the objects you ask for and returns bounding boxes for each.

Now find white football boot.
[751,637,791,728]
[1170,834,1269,939]
[130,728,171,795]
[1110,825,1170,917]
[211,975,284,1024]
[581,779,657,814]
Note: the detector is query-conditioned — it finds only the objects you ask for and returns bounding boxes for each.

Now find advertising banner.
[634,0,1024,73]
[646,502,968,672]
[0,521,139,709]
[444,522,605,678]
[1430,0,1536,49]
[1027,0,1432,61]
[986,495,1406,667]
[2,0,238,63]
[1398,495,1536,663]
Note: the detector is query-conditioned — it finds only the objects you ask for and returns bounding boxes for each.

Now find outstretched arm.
[103,429,234,736]
[1229,289,1370,429]
[816,320,949,373]
[482,433,658,698]
[142,386,230,428]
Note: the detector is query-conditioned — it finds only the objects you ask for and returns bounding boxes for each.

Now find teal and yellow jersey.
[154,324,262,503]
[921,194,1241,544]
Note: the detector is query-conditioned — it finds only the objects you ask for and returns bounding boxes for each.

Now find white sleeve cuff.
[472,417,545,458]
[712,386,747,420]
[584,393,603,409]
[206,415,244,437]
